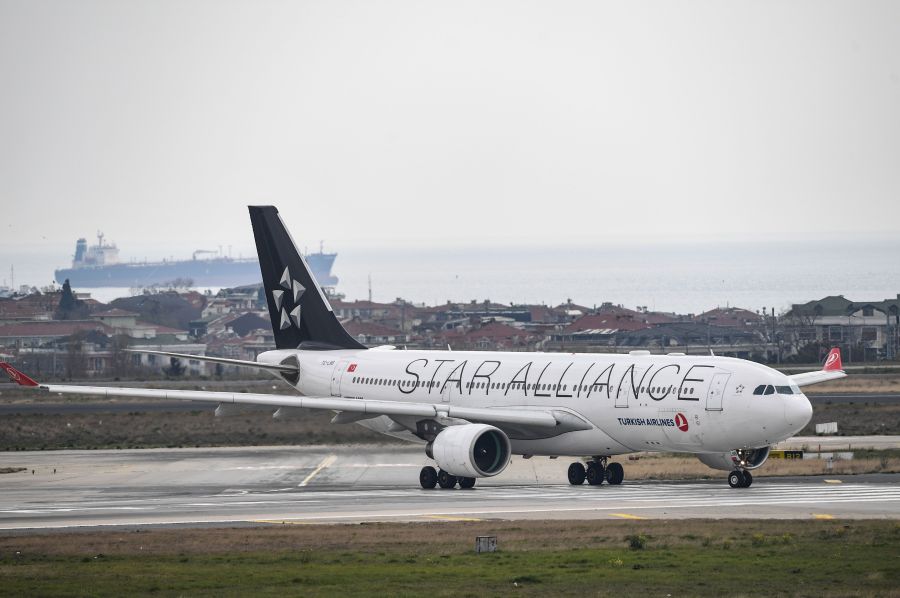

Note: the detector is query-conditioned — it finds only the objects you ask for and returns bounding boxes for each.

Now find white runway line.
[298,455,337,487]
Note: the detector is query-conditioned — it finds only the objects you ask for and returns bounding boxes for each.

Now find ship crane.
[192,249,218,260]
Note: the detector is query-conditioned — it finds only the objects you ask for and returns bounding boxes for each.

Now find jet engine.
[426,424,511,478]
[696,447,771,471]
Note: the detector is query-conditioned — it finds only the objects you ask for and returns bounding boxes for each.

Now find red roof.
[0,321,113,338]
[564,312,654,334]
[696,307,762,327]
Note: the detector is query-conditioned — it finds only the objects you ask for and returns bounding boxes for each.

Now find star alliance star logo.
[272,266,306,330]
[735,384,745,394]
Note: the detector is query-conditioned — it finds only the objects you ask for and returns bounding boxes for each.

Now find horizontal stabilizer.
[125,349,298,373]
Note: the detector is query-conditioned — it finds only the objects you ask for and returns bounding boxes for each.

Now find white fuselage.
[259,348,813,457]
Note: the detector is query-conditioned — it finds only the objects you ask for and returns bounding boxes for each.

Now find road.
[0,445,897,531]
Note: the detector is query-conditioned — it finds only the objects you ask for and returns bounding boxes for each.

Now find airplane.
[0,205,847,489]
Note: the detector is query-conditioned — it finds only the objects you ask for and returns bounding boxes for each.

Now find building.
[783,295,900,361]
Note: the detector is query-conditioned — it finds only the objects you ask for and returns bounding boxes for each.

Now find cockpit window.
[775,385,793,394]
[763,385,775,395]
[791,384,802,394]
[753,385,766,395]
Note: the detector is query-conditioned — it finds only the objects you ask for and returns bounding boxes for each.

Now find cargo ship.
[54,233,339,289]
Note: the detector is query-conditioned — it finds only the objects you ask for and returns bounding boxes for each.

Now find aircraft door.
[441,381,453,403]
[331,360,350,397]
[615,365,648,408]
[706,373,730,411]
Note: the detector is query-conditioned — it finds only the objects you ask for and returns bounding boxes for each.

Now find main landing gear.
[419,466,476,490]
[568,458,624,486]
[728,469,753,488]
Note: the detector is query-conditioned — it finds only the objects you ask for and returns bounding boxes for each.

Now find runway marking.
[824,480,843,484]
[422,515,483,522]
[299,455,337,487]
[813,514,834,519]
[610,513,648,520]
[345,463,421,468]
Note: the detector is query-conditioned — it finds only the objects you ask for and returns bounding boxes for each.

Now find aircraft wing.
[124,349,298,374]
[0,362,563,429]
[788,347,847,388]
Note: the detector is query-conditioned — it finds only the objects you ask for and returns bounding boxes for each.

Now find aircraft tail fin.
[248,206,365,350]
[822,347,842,372]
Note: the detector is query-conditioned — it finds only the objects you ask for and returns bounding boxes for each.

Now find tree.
[164,357,185,378]
[56,279,89,320]
[64,339,87,379]
[108,334,132,378]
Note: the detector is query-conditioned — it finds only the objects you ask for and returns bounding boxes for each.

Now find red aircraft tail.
[0,362,39,387]
[822,347,843,372]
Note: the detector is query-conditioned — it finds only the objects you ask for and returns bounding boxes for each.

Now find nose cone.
[784,395,813,433]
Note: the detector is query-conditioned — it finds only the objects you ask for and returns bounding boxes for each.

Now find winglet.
[822,347,843,372]
[0,362,40,387]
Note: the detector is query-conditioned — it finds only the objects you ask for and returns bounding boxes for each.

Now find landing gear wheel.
[728,470,743,488]
[606,462,624,485]
[567,462,586,485]
[419,466,438,489]
[586,462,605,485]
[459,477,476,489]
[742,470,753,488]
[437,469,458,489]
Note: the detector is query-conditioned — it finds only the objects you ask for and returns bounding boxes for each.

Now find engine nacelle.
[427,424,511,478]
[696,447,771,471]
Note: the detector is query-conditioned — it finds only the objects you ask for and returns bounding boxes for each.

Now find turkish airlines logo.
[675,413,689,432]
[347,363,357,372]
[824,352,839,368]
[4,366,20,382]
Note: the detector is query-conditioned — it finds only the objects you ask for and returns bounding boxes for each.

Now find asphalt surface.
[0,445,897,532]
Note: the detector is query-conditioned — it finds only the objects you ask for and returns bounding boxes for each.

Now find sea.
[2,236,898,315]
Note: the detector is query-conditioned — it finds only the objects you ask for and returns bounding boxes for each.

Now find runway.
[0,446,897,531]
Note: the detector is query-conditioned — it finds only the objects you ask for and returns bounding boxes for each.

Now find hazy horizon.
[2,1,898,315]
[1,0,898,253]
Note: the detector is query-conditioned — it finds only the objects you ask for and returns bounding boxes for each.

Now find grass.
[0,520,897,596]
[807,373,900,394]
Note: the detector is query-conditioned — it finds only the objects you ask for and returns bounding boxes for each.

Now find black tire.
[459,477,476,489]
[606,462,624,485]
[586,462,605,486]
[567,462,586,485]
[419,466,438,489]
[742,470,753,488]
[728,470,743,488]
[437,469,457,489]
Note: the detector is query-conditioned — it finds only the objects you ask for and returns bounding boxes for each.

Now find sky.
[1,0,898,261]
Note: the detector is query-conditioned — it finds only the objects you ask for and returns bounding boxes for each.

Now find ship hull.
[54,255,338,288]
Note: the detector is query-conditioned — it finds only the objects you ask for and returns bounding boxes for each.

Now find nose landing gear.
[728,469,753,488]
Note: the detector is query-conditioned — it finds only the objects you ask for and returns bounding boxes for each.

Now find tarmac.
[0,445,897,532]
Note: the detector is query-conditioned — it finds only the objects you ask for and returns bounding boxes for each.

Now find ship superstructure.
[54,233,339,289]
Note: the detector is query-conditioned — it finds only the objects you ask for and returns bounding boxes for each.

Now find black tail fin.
[248,206,365,350]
